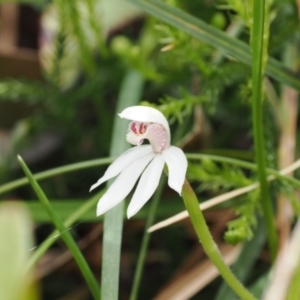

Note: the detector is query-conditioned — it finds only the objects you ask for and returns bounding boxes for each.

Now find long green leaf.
[18,156,100,300]
[101,69,144,300]
[251,0,277,260]
[126,0,300,91]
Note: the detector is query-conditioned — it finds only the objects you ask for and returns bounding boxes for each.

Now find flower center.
[126,121,170,153]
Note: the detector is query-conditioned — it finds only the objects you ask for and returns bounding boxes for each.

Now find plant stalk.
[182,179,257,300]
[251,0,278,260]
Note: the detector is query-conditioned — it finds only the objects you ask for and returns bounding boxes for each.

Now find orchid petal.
[127,154,164,218]
[90,145,152,191]
[119,106,170,134]
[96,152,155,216]
[162,146,187,195]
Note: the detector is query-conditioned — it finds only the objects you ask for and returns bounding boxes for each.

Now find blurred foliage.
[1,0,300,299]
[0,202,38,300]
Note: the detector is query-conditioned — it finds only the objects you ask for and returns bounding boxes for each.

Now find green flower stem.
[18,156,100,300]
[252,0,278,260]
[27,189,105,270]
[129,176,166,300]
[182,179,257,300]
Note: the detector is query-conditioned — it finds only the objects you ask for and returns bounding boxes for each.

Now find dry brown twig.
[154,244,241,300]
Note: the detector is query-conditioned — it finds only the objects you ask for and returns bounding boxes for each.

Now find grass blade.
[101,69,144,299]
[251,0,278,260]
[18,155,100,300]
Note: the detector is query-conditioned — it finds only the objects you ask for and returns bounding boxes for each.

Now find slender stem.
[18,156,100,300]
[252,0,278,260]
[129,177,166,300]
[182,179,257,300]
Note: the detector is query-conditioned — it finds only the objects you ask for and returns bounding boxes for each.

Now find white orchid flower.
[90,106,188,218]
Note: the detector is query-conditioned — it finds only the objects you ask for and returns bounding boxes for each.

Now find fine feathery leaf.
[126,0,300,91]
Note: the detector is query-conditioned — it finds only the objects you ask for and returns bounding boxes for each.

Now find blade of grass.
[249,272,270,299]
[17,155,100,300]
[101,69,144,300]
[27,188,105,269]
[251,0,278,260]
[126,0,300,91]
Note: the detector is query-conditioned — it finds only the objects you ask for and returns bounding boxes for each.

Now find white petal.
[127,154,164,218]
[119,106,170,134]
[97,152,155,216]
[162,146,187,195]
[90,145,152,191]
